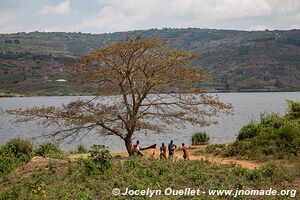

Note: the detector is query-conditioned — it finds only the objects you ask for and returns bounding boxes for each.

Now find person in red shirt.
[181,143,190,160]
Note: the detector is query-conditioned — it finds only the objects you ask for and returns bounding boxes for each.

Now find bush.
[0,139,33,177]
[192,132,210,145]
[246,169,261,182]
[34,143,65,159]
[76,143,88,153]
[237,122,260,141]
[260,114,286,129]
[1,139,33,162]
[286,99,300,119]
[229,101,300,159]
[89,145,112,170]
[77,158,98,176]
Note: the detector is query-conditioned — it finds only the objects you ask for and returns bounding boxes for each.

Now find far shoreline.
[1,90,300,98]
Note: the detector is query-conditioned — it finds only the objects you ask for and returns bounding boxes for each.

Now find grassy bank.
[0,139,299,199]
[0,155,299,199]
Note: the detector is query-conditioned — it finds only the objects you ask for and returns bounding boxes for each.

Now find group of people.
[133,140,190,160]
[159,140,190,160]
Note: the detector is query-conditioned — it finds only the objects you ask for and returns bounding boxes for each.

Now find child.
[181,143,190,160]
[133,140,143,157]
[160,143,167,160]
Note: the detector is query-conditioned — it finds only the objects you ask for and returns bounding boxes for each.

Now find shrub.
[89,145,112,170]
[76,143,88,153]
[260,114,286,129]
[277,122,300,154]
[237,122,260,141]
[78,158,98,176]
[286,100,300,119]
[192,132,210,145]
[261,164,277,177]
[34,143,65,159]
[0,139,33,163]
[246,169,261,182]
[0,139,33,177]
[48,161,57,174]
[229,101,300,159]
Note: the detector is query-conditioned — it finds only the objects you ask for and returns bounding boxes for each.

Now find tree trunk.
[124,137,134,156]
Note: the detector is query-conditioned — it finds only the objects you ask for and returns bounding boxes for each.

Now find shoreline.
[1,90,300,98]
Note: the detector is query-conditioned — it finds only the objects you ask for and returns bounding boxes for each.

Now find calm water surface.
[0,92,299,151]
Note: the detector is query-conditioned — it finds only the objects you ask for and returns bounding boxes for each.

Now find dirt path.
[109,146,263,170]
[189,155,262,169]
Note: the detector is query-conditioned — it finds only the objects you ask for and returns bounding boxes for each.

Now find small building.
[56,79,67,82]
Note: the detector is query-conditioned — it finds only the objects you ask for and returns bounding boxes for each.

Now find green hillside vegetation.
[1,28,300,95]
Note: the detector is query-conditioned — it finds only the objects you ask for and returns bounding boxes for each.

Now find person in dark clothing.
[168,140,177,158]
[160,143,167,160]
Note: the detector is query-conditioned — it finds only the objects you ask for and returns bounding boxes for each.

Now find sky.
[0,0,300,34]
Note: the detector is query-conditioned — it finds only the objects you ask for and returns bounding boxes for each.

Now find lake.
[0,92,299,151]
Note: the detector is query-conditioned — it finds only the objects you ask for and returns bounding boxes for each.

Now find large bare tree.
[7,36,232,155]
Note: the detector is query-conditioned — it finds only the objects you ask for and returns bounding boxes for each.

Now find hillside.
[1,28,300,95]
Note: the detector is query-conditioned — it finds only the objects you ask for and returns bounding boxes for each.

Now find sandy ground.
[110,146,263,170]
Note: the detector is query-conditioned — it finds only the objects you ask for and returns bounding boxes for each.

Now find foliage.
[77,157,99,176]
[34,143,65,159]
[0,139,33,177]
[76,143,88,153]
[192,132,210,144]
[237,122,260,141]
[0,156,299,199]
[48,161,57,174]
[286,99,300,119]
[227,100,300,159]
[89,145,112,171]
[0,139,33,162]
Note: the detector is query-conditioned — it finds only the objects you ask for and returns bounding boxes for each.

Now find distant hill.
[1,28,300,95]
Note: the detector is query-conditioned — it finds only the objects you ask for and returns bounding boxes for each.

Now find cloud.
[213,0,272,19]
[76,0,282,33]
[38,0,71,16]
[0,0,40,10]
[0,12,23,33]
[1,0,300,33]
[73,0,215,32]
[269,0,300,15]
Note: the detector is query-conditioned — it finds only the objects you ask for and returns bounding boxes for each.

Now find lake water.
[0,92,299,151]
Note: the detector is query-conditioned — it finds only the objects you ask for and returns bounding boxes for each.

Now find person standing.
[181,143,190,160]
[160,143,167,160]
[168,140,177,158]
